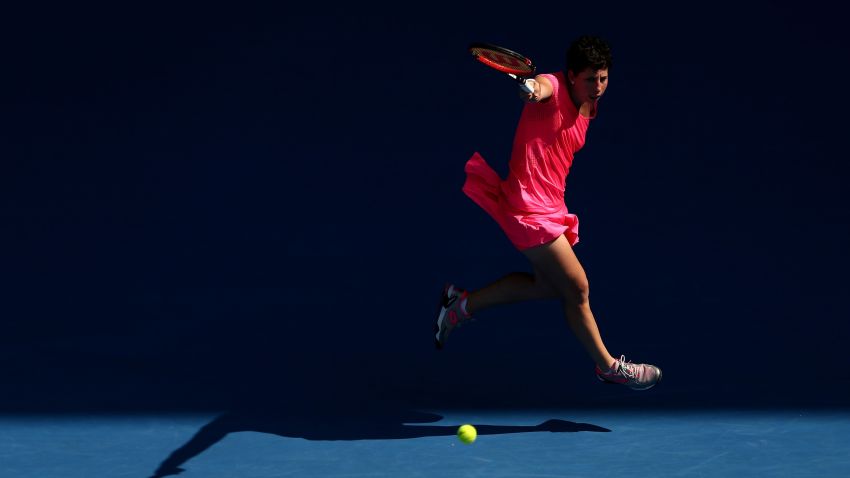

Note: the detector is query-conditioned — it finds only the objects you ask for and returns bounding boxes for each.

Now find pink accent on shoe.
[595,364,628,384]
[448,310,458,326]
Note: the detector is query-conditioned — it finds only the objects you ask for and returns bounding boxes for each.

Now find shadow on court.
[148,398,610,478]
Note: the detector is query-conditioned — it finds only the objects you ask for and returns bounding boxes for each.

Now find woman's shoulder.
[535,72,563,105]
[537,71,564,87]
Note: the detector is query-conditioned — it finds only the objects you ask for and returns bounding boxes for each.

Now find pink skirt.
[462,152,579,251]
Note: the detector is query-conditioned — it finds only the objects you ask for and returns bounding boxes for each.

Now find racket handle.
[508,74,534,94]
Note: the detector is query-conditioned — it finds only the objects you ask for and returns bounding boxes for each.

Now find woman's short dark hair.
[565,35,613,73]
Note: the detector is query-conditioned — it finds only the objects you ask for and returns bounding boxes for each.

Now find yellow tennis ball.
[457,424,477,444]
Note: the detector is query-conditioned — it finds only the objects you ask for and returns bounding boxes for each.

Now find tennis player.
[436,35,661,391]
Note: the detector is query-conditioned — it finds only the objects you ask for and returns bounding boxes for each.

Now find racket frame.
[468,42,536,77]
[468,42,536,93]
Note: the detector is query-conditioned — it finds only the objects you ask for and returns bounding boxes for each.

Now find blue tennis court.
[3,406,849,477]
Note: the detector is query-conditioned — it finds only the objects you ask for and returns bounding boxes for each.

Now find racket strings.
[470,47,534,76]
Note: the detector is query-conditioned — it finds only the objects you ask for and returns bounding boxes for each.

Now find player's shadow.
[148,398,610,478]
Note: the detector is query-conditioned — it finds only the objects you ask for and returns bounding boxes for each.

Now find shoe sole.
[434,284,450,350]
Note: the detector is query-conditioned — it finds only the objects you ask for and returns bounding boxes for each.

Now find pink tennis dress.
[463,71,592,250]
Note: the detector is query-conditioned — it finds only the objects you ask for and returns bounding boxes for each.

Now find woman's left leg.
[464,268,556,315]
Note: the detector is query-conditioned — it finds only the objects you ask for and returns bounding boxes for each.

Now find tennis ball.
[457,424,477,444]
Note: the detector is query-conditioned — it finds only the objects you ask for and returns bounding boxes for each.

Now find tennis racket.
[468,42,536,94]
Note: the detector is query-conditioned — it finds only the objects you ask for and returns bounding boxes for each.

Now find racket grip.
[508,74,534,94]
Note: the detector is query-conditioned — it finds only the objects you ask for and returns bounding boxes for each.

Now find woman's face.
[568,67,609,103]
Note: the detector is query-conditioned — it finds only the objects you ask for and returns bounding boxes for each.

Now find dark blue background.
[1,2,848,412]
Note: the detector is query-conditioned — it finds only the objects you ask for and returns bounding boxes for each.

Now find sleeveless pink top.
[463,71,591,250]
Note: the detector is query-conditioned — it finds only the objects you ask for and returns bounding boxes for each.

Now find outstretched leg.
[519,235,616,370]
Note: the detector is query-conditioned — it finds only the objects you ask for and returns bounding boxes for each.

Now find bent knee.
[558,278,590,305]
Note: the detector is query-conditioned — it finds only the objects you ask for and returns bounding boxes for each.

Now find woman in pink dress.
[435,36,661,391]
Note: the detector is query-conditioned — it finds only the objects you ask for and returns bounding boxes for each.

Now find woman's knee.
[559,276,590,305]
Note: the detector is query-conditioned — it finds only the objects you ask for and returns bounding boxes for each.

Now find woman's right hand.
[520,75,553,103]
[521,78,541,103]
[519,78,540,103]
